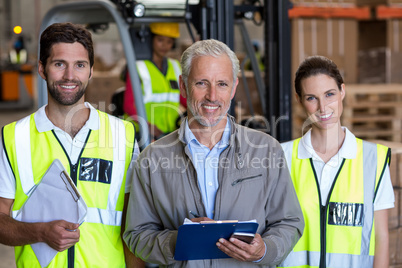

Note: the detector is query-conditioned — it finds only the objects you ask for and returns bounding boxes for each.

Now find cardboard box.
[358,47,387,83]
[359,20,386,51]
[355,0,388,6]
[357,48,402,84]
[357,19,402,83]
[291,18,358,138]
[387,19,402,83]
[291,18,358,84]
[291,0,357,6]
[389,0,402,5]
[290,0,402,7]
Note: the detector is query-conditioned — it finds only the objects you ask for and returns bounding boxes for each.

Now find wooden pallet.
[343,84,402,141]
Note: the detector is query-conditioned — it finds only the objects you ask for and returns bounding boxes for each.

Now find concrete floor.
[0,106,36,268]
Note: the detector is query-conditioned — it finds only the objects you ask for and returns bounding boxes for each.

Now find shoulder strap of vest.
[2,125,16,181]
[102,111,135,159]
[373,143,391,201]
[168,58,181,82]
[13,115,36,195]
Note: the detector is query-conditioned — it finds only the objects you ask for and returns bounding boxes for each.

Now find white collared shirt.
[34,102,99,165]
[282,127,394,210]
[0,102,139,199]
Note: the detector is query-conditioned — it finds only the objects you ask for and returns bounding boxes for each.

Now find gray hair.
[180,39,240,89]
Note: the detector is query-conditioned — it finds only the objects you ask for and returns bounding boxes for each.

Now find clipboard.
[174,221,258,261]
[14,159,87,267]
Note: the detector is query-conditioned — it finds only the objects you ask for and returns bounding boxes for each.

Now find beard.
[47,80,86,106]
[187,98,230,127]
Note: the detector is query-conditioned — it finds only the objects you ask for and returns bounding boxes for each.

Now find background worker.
[123,39,304,267]
[123,22,187,141]
[9,35,28,65]
[0,22,144,267]
[280,55,394,268]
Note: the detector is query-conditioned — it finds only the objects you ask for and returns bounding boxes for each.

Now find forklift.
[0,34,34,110]
[37,0,293,148]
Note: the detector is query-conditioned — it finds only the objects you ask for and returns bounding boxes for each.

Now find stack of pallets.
[343,84,402,142]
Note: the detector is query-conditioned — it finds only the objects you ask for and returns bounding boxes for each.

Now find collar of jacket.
[177,115,244,170]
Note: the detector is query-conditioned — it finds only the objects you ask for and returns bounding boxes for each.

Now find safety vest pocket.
[169,80,179,90]
[79,158,113,184]
[328,202,364,227]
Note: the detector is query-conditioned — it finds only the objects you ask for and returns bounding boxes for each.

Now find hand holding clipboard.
[14,159,87,267]
[174,219,258,261]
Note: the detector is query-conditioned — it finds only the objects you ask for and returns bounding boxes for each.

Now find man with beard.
[0,22,144,267]
[123,39,304,267]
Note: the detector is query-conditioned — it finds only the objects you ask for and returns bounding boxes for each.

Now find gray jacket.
[124,116,304,267]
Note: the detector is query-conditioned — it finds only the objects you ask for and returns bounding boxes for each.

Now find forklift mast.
[37,0,292,148]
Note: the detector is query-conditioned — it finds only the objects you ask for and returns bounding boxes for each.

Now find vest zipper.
[68,162,79,268]
[310,158,346,268]
[319,205,326,268]
[51,129,91,268]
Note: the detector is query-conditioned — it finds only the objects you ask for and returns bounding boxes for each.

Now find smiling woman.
[298,73,345,132]
[279,55,395,268]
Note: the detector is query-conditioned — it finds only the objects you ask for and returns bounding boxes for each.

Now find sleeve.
[123,155,177,265]
[124,141,140,194]
[123,75,138,117]
[0,135,16,199]
[374,165,395,211]
[258,147,305,266]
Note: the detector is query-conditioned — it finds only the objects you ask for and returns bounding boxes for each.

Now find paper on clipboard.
[14,159,87,267]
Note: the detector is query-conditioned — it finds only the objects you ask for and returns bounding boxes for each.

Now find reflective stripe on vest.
[3,110,134,268]
[137,59,181,104]
[10,112,131,227]
[10,49,27,64]
[281,250,373,267]
[279,138,389,268]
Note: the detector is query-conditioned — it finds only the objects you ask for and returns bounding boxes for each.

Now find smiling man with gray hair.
[123,39,304,267]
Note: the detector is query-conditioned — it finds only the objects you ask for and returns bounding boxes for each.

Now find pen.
[189,210,200,218]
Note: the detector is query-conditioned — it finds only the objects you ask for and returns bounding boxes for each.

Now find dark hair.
[294,55,343,97]
[39,22,94,69]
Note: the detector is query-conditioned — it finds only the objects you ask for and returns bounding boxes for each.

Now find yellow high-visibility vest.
[136,59,182,133]
[2,110,135,268]
[279,138,390,268]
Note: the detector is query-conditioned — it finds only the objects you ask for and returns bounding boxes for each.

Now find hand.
[216,233,266,262]
[40,220,80,252]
